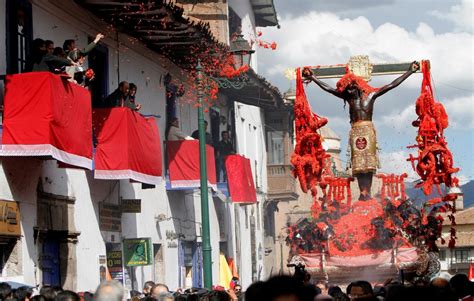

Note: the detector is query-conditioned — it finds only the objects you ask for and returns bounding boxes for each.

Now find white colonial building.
[0,0,282,292]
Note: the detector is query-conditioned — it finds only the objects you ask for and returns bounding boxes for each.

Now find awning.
[75,0,227,70]
[166,140,217,190]
[250,0,279,27]
[220,68,286,109]
[93,108,162,185]
[225,154,257,203]
[0,72,92,169]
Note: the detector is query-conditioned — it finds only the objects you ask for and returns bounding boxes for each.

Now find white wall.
[228,0,258,72]
[0,158,42,284]
[0,0,258,291]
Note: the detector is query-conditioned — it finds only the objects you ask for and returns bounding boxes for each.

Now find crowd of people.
[23,33,142,111]
[1,271,473,301]
[24,33,104,86]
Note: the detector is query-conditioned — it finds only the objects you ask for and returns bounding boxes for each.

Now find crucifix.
[302,55,424,201]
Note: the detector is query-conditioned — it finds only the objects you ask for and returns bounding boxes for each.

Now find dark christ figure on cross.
[302,61,420,200]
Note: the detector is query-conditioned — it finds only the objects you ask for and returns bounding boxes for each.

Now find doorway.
[87,41,109,108]
[41,238,61,286]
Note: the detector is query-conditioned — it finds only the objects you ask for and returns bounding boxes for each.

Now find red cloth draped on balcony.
[0,72,92,169]
[225,154,257,203]
[93,108,162,185]
[166,140,217,190]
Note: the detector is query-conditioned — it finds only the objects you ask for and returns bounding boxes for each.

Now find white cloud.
[457,174,470,185]
[430,0,474,33]
[378,104,416,131]
[259,11,474,89]
[443,94,474,129]
[378,150,417,180]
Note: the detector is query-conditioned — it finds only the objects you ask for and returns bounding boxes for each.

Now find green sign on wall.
[123,238,153,267]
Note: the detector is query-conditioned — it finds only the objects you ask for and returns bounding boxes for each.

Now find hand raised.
[411,61,420,72]
[302,67,313,78]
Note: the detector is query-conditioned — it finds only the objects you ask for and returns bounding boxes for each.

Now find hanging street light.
[212,32,255,90]
[230,33,255,69]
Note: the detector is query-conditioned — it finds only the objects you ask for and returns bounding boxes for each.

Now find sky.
[257,0,474,184]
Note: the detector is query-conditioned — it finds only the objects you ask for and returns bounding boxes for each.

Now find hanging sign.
[121,199,141,213]
[123,238,153,266]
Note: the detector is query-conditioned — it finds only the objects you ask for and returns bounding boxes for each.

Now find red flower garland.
[291,68,330,200]
[407,60,459,248]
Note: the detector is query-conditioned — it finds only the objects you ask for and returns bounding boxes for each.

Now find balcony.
[267,164,298,201]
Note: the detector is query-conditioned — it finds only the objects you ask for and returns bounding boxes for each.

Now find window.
[183,241,194,267]
[454,249,469,263]
[228,7,242,38]
[6,0,33,74]
[267,131,284,164]
[439,249,446,261]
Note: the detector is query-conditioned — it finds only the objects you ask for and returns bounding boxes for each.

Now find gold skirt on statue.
[349,121,379,175]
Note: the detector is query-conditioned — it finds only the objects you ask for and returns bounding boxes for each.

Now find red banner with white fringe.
[0,72,92,169]
[166,140,217,190]
[93,108,162,185]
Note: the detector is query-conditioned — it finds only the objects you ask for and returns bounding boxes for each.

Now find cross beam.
[308,55,426,81]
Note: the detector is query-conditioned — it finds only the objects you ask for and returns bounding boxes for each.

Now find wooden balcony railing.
[267,164,298,201]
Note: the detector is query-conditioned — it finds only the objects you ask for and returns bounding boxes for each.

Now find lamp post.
[196,33,254,289]
[196,60,213,288]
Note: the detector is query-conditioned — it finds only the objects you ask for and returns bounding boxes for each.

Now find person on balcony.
[166,117,194,141]
[191,120,212,145]
[65,49,88,86]
[24,38,73,73]
[62,33,104,57]
[103,81,130,108]
[216,130,235,182]
[128,83,142,111]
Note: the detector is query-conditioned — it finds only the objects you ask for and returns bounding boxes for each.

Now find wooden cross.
[308,55,425,81]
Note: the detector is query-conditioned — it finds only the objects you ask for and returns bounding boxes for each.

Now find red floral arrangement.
[407,60,459,248]
[85,68,95,80]
[290,68,329,200]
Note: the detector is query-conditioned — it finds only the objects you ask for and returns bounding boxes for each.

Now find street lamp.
[196,34,255,289]
[212,33,255,89]
[230,33,255,69]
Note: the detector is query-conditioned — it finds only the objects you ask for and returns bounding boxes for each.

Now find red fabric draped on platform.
[225,154,257,203]
[166,140,217,190]
[0,72,92,168]
[93,108,162,185]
